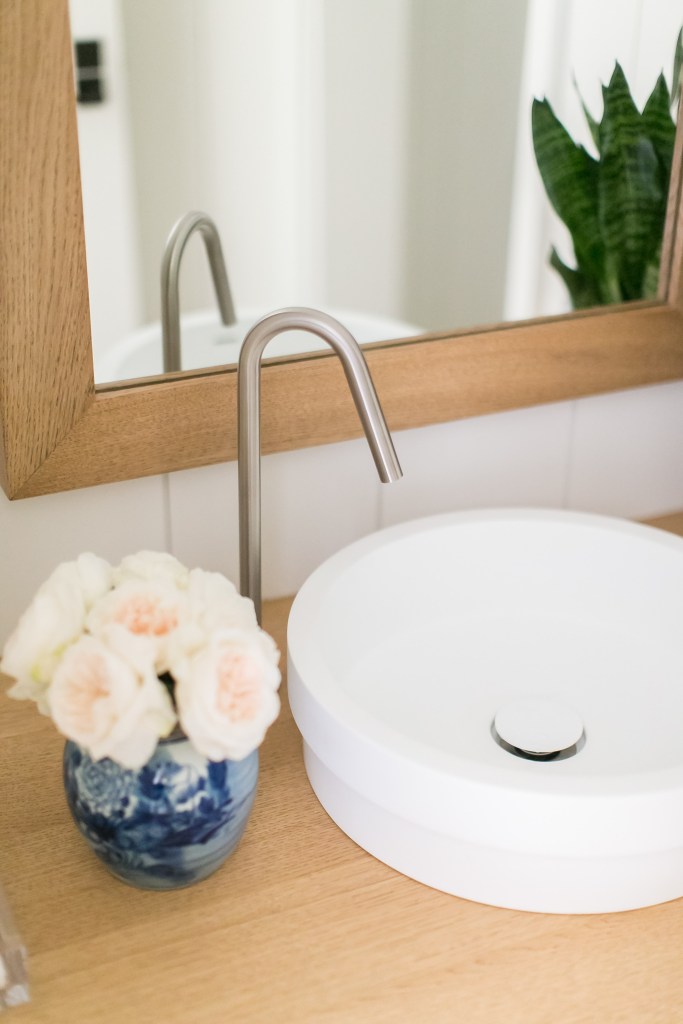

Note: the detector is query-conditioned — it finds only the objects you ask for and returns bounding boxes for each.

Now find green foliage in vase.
[531,29,682,309]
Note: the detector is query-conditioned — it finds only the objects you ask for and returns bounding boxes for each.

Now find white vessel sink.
[287,509,683,914]
[94,307,423,384]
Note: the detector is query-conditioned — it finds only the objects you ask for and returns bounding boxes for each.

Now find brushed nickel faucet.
[161,211,236,372]
[238,307,403,624]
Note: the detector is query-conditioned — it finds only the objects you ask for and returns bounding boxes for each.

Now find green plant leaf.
[573,74,600,153]
[548,247,604,309]
[597,64,665,300]
[672,26,683,109]
[598,63,641,153]
[641,255,661,299]
[532,98,604,280]
[533,43,677,310]
[598,137,664,300]
[642,72,676,184]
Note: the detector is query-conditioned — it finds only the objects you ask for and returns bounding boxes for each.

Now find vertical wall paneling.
[4,377,681,641]
[566,381,683,520]
[0,475,168,642]
[378,401,575,528]
[260,439,381,597]
[166,462,241,587]
[167,441,381,600]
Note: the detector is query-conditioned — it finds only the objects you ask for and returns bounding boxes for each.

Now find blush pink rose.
[174,629,281,761]
[50,635,176,768]
[86,578,191,675]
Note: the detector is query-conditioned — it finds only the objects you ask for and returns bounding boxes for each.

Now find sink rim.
[289,507,683,796]
[287,508,683,906]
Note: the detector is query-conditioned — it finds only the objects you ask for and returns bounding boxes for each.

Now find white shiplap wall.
[4,379,682,643]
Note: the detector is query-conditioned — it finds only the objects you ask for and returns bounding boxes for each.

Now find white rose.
[186,568,258,633]
[1,584,83,711]
[174,628,281,761]
[1,553,112,710]
[62,552,113,608]
[86,578,191,675]
[113,551,190,589]
[158,569,259,678]
[50,635,176,769]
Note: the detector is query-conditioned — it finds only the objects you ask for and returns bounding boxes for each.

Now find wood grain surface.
[14,300,683,498]
[0,0,93,496]
[2,513,683,1024]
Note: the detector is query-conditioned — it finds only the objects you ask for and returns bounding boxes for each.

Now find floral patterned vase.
[63,735,258,890]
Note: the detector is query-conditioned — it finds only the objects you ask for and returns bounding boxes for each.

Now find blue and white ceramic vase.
[63,734,258,890]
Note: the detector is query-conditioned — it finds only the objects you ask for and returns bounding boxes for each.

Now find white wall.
[2,381,683,644]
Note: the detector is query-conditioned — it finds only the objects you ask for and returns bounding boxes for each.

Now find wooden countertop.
[3,516,683,1023]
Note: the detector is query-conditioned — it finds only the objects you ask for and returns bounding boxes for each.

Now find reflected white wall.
[400,0,529,331]
[74,1,680,367]
[120,0,327,323]
[75,0,530,369]
[70,0,143,362]
[323,0,412,320]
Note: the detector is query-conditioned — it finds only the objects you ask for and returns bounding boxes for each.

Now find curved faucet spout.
[238,307,403,623]
[161,211,236,372]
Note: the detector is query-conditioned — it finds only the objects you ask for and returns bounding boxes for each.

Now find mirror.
[69,0,683,385]
[1,0,683,501]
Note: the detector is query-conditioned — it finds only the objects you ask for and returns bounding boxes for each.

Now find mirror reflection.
[69,0,681,386]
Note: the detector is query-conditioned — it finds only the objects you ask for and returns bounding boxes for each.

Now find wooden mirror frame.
[2,0,683,500]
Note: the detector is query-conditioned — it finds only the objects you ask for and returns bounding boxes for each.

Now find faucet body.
[161,211,236,373]
[238,307,403,624]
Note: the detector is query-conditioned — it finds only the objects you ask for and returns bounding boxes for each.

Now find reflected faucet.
[161,211,237,372]
[238,307,403,624]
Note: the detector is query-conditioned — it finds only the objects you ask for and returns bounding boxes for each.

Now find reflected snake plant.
[532,29,682,309]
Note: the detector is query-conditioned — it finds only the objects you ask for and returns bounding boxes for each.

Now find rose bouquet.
[0,551,281,769]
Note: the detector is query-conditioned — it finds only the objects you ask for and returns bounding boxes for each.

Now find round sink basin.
[94,307,423,384]
[287,509,683,914]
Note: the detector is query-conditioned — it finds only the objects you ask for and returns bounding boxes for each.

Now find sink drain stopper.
[492,698,585,761]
